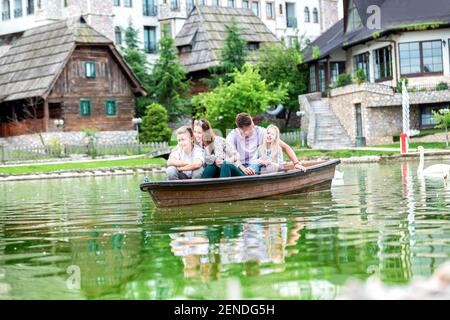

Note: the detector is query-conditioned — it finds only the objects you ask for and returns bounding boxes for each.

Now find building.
[301,0,450,148]
[0,17,147,146]
[0,1,341,65]
[175,5,278,94]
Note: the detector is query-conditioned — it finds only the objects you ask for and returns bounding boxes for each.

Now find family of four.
[166,113,306,180]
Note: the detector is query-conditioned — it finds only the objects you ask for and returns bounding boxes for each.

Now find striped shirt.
[226,126,265,164]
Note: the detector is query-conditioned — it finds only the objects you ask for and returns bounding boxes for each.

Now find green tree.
[121,19,152,117]
[257,42,308,128]
[206,20,248,88]
[193,63,288,135]
[140,103,173,143]
[432,108,450,147]
[150,29,190,120]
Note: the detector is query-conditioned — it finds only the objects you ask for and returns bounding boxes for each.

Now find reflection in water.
[0,161,449,299]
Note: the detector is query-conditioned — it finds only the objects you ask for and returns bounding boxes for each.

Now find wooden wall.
[48,45,136,132]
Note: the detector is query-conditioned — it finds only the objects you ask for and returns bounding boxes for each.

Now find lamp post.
[132,118,142,153]
[53,119,64,129]
[296,111,306,147]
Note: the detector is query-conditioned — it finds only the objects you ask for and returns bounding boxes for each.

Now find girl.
[193,119,245,178]
[166,126,205,180]
[249,124,284,174]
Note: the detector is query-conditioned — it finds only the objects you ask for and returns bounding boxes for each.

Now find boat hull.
[140,160,340,207]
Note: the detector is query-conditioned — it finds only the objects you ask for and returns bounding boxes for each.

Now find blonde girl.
[249,124,283,174]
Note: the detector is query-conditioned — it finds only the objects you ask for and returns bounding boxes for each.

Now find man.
[226,113,306,175]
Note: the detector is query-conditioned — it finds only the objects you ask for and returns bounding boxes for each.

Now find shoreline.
[1,151,450,182]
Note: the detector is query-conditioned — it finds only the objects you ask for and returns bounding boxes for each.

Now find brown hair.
[235,113,253,128]
[194,118,215,144]
[176,126,193,138]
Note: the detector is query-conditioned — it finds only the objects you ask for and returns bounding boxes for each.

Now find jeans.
[166,166,204,180]
[201,163,246,178]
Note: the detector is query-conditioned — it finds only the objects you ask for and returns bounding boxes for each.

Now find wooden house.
[0,17,147,138]
[175,5,278,94]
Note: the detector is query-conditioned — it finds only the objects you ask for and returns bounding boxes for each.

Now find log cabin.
[0,16,147,140]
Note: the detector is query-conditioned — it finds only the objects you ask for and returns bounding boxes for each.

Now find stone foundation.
[0,131,138,148]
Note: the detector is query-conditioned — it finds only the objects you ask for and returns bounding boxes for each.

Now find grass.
[294,149,397,160]
[373,142,449,149]
[0,157,166,175]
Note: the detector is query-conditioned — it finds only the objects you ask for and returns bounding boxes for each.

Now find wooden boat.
[140,159,340,207]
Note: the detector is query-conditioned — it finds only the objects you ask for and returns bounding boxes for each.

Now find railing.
[281,130,306,147]
[0,142,170,163]
[14,8,22,18]
[393,81,450,93]
[287,17,297,28]
[2,11,10,21]
[143,4,157,16]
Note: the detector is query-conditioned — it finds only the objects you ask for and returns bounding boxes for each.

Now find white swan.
[417,146,450,179]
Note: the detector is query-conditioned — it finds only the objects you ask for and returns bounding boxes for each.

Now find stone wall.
[0,131,138,148]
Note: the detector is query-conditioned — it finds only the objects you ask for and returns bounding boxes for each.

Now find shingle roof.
[303,0,450,63]
[0,17,146,103]
[175,5,278,73]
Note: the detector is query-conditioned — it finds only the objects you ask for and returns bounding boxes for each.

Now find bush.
[82,128,98,158]
[396,77,409,93]
[140,103,172,143]
[436,82,449,91]
[355,69,367,84]
[336,73,352,87]
[47,138,63,158]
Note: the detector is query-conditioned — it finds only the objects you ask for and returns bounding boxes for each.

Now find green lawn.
[294,149,397,160]
[373,142,449,149]
[0,157,166,175]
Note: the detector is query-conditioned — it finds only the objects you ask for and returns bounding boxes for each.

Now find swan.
[334,170,344,179]
[417,146,450,179]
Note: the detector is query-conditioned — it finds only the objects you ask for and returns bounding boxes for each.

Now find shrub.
[336,73,352,87]
[82,128,98,158]
[140,103,172,143]
[436,82,449,91]
[47,138,63,158]
[396,77,409,93]
[355,69,367,84]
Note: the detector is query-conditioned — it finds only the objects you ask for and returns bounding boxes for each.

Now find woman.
[166,126,205,180]
[249,124,284,174]
[193,119,245,178]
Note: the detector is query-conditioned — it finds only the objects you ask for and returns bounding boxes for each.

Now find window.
[199,0,206,5]
[26,0,34,15]
[228,0,234,8]
[318,63,326,92]
[2,0,10,20]
[421,104,448,127]
[353,52,370,81]
[80,100,91,116]
[347,0,363,31]
[37,0,41,9]
[144,26,157,53]
[213,0,220,5]
[161,23,171,37]
[304,6,310,23]
[266,2,274,19]
[374,46,392,81]
[64,0,68,7]
[399,40,443,76]
[309,64,317,92]
[14,0,23,17]
[170,0,179,10]
[279,4,282,15]
[115,26,122,45]
[143,0,157,16]
[106,99,117,116]
[313,7,318,23]
[124,0,132,7]
[242,0,249,9]
[113,0,120,6]
[85,61,96,78]
[187,0,194,12]
[286,2,296,28]
[252,1,259,16]
[247,42,259,50]
[330,62,346,84]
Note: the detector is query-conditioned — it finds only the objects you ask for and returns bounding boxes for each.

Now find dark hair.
[235,113,253,128]
[176,126,193,137]
[194,118,211,132]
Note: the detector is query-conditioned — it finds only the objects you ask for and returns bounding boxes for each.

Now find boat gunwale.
[140,159,340,190]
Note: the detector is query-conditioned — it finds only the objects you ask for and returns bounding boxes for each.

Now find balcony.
[2,11,10,21]
[143,5,158,17]
[14,8,23,18]
[287,17,297,28]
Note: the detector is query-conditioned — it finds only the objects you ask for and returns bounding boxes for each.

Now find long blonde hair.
[260,124,281,161]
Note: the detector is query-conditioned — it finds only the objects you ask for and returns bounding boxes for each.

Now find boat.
[140,159,341,207]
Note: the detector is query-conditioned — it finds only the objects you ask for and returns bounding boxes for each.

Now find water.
[0,160,450,299]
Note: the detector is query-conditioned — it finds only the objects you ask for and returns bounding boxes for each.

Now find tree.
[205,20,248,88]
[140,103,172,143]
[121,19,152,117]
[257,42,308,128]
[432,108,450,147]
[150,28,190,120]
[192,63,288,135]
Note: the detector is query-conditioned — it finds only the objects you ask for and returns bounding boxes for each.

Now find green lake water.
[0,160,449,299]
